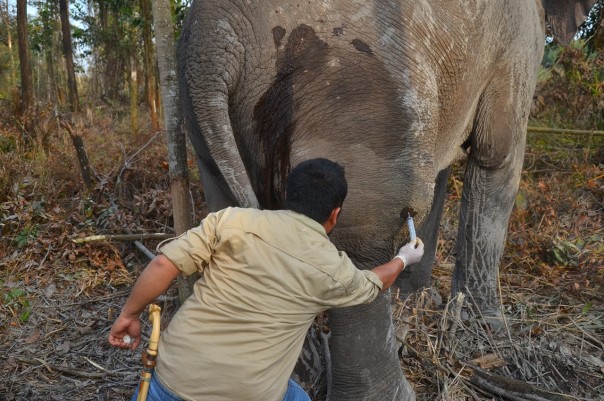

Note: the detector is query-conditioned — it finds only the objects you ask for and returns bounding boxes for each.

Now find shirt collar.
[282,210,328,238]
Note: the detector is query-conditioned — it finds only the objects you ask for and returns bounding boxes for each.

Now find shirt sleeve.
[156,209,227,276]
[329,251,383,308]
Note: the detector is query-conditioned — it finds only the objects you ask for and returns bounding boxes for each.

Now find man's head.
[285,158,347,227]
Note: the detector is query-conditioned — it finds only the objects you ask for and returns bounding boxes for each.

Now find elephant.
[176,1,596,400]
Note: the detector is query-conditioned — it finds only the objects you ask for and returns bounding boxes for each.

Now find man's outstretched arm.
[108,254,180,350]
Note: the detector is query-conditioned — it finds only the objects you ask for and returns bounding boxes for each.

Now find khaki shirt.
[155,207,382,401]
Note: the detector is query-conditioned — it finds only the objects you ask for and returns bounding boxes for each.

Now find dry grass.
[394,284,604,401]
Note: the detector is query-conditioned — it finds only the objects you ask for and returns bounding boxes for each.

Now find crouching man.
[108,158,424,401]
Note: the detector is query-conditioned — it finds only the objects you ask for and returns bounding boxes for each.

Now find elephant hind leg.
[453,77,530,317]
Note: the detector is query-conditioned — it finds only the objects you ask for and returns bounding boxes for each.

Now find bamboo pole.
[527,126,604,137]
[72,233,172,244]
[136,304,162,401]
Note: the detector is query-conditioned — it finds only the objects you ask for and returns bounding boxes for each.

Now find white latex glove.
[394,238,424,267]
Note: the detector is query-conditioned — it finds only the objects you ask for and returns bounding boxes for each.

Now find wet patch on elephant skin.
[253,24,329,210]
[272,26,286,49]
[351,39,373,55]
[400,207,417,219]
[332,23,347,37]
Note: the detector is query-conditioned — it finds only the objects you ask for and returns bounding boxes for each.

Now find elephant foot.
[442,292,508,339]
[479,308,506,334]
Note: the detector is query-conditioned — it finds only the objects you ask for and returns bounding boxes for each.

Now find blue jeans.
[282,379,311,401]
[131,373,310,401]
[131,373,184,401]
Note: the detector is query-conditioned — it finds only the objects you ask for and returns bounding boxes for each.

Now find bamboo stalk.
[527,126,604,137]
[72,233,172,244]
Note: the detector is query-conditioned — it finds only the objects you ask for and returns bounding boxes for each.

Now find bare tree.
[3,0,17,87]
[141,0,160,130]
[16,0,33,118]
[151,0,195,301]
[59,0,79,112]
[129,53,139,134]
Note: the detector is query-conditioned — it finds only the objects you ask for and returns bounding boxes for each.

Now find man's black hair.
[284,158,348,224]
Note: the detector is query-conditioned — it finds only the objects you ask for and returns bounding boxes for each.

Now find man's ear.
[323,207,341,234]
[329,207,341,226]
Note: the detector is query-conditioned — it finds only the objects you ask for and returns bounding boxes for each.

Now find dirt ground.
[0,121,603,400]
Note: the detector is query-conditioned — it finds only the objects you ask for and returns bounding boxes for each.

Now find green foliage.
[532,41,604,130]
[15,224,39,248]
[549,237,582,266]
[0,129,16,154]
[172,0,192,36]
[3,286,31,323]
[29,0,59,54]
[0,46,12,98]
[0,5,16,99]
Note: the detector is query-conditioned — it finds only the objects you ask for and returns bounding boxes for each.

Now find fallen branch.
[469,364,572,401]
[134,239,156,260]
[123,228,160,260]
[72,233,172,244]
[8,355,118,379]
[527,126,604,137]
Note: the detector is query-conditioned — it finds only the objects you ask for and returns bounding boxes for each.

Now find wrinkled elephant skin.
[177,1,596,400]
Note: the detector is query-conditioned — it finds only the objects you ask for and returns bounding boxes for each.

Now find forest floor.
[0,108,603,401]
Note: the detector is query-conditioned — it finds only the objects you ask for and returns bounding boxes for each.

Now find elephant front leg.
[328,292,415,401]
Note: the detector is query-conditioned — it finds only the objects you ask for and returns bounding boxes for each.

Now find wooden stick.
[527,126,604,137]
[9,355,117,379]
[469,364,572,401]
[134,240,156,260]
[72,233,172,244]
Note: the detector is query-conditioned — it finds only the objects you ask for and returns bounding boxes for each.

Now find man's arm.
[108,254,180,350]
[371,239,424,291]
[371,258,406,290]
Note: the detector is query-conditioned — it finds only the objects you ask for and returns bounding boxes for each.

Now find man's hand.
[107,254,180,351]
[394,239,424,267]
[372,238,425,290]
[108,314,142,350]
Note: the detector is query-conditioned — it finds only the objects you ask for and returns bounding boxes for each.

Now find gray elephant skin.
[176,1,596,400]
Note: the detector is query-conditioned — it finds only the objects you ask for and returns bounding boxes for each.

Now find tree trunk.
[59,0,79,112]
[3,0,17,88]
[46,42,59,105]
[151,0,195,302]
[130,54,139,134]
[16,0,33,117]
[100,6,124,102]
[44,9,61,106]
[15,0,36,146]
[140,0,160,130]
